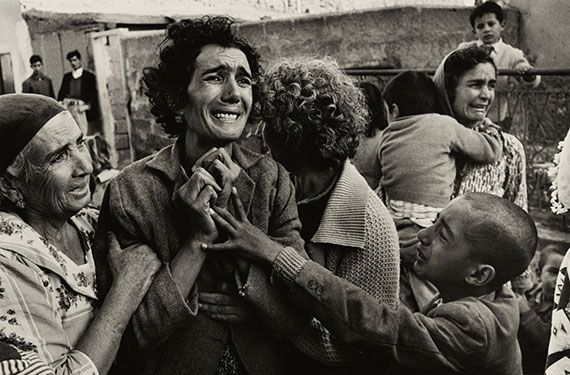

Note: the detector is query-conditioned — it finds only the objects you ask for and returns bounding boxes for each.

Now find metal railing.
[345,68,570,76]
[346,68,570,209]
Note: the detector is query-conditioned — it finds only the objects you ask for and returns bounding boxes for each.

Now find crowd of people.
[0,1,568,375]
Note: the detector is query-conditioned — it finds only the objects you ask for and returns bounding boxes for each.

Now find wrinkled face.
[184,45,253,146]
[540,253,564,301]
[473,13,504,45]
[31,61,43,73]
[68,56,82,70]
[414,198,476,289]
[452,62,496,127]
[19,112,93,220]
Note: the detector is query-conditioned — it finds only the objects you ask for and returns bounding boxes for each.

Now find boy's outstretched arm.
[270,247,509,374]
[205,191,519,374]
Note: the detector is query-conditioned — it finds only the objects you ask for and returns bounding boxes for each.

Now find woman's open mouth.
[213,112,240,122]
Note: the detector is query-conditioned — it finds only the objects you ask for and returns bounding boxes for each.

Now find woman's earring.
[15,197,25,209]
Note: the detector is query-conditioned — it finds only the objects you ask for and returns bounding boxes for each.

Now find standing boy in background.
[22,55,55,98]
[458,1,540,127]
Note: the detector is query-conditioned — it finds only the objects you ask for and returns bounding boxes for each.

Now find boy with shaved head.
[206,192,537,374]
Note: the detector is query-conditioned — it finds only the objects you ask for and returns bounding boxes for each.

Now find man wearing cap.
[0,93,161,375]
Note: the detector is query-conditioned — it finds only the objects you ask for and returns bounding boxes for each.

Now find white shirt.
[71,67,84,79]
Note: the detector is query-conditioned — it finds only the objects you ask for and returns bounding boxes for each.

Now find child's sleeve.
[449,118,503,164]
[509,47,541,88]
[271,248,491,373]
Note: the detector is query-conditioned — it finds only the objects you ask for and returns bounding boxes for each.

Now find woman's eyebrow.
[236,67,252,79]
[202,65,252,78]
[201,66,226,75]
[45,144,69,159]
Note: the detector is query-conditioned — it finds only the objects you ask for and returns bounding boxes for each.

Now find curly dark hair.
[444,46,496,108]
[143,16,263,136]
[261,57,367,171]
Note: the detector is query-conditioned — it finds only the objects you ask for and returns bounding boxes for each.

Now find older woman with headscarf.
[0,94,160,375]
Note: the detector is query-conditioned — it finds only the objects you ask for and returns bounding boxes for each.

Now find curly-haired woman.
[203,57,400,372]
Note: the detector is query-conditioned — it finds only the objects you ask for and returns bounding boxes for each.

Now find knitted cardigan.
[247,160,400,365]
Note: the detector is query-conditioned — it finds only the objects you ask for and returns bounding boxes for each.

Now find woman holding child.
[433,45,528,209]
[397,46,529,312]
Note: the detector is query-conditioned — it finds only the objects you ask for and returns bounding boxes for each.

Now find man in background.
[58,50,99,132]
[22,55,55,98]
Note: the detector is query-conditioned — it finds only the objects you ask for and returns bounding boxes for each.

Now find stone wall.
[122,6,521,161]
[237,6,519,68]
[122,31,172,161]
[509,0,570,68]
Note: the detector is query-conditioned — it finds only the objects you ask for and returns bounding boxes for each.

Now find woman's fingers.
[191,167,221,192]
[179,168,220,207]
[209,159,230,180]
[209,209,235,236]
[200,241,235,252]
[195,187,218,230]
[231,187,248,221]
[198,291,250,323]
[209,160,232,207]
[211,206,240,229]
[216,148,236,170]
[192,147,219,172]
